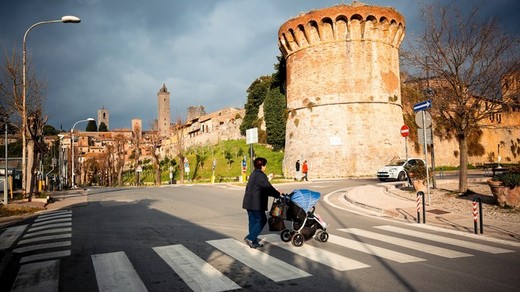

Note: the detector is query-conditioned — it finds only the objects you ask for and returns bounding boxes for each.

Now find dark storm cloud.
[1,0,518,130]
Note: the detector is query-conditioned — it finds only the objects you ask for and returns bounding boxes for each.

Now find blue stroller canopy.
[290,189,321,213]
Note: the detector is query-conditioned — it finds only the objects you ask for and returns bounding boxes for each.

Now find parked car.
[377,158,425,182]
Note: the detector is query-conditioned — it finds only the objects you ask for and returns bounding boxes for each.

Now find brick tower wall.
[157,84,171,138]
[98,108,109,130]
[279,3,406,178]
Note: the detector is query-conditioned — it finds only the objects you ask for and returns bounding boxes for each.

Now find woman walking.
[242,157,281,248]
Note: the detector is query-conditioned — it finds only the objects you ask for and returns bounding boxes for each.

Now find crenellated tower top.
[278,3,405,57]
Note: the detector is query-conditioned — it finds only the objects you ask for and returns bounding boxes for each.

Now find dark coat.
[242,169,280,211]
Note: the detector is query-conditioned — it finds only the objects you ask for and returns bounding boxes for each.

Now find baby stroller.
[280,189,329,247]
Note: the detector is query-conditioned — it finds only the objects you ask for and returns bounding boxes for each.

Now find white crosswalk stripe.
[11,259,60,292]
[18,233,72,245]
[327,234,426,263]
[262,234,370,271]
[207,238,312,282]
[22,227,72,238]
[0,224,28,250]
[34,213,71,223]
[31,217,71,227]
[338,228,473,258]
[37,210,71,218]
[153,244,241,292]
[20,250,71,264]
[13,241,71,254]
[92,251,148,292]
[26,222,72,232]
[375,225,514,254]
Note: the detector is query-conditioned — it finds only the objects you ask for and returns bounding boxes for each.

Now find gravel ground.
[390,180,520,223]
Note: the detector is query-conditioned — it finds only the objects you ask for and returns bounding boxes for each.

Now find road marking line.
[11,259,60,292]
[153,244,240,292]
[14,241,71,254]
[27,222,72,232]
[23,227,72,238]
[18,233,72,245]
[35,213,71,223]
[32,218,71,227]
[338,228,472,258]
[207,238,311,282]
[328,234,426,263]
[375,225,514,254]
[20,250,71,264]
[92,251,148,292]
[37,210,71,219]
[0,224,28,250]
[262,234,370,271]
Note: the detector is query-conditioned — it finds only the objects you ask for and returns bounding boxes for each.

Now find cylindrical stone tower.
[279,3,406,178]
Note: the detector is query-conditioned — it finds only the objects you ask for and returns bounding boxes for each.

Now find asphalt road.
[1,179,519,291]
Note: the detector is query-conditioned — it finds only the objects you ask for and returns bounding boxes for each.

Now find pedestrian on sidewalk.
[242,157,282,248]
[295,160,301,181]
[302,160,309,181]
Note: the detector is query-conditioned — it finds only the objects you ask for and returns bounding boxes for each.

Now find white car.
[377,158,425,182]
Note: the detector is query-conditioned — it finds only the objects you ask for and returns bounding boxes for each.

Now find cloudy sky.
[1,0,518,131]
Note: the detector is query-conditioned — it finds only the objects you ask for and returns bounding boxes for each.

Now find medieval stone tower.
[157,84,171,138]
[98,107,109,130]
[278,2,406,177]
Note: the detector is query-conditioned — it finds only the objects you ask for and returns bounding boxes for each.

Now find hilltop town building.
[279,3,406,178]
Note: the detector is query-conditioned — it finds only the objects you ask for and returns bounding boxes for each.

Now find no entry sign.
[400,125,410,137]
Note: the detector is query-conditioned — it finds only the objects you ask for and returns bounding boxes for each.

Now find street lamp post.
[71,118,94,188]
[3,122,8,204]
[57,134,64,190]
[22,15,81,194]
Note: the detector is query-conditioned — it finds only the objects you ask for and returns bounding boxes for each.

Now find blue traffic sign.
[413,99,432,112]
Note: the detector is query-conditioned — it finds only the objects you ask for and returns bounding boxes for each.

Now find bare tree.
[113,134,127,186]
[0,49,46,198]
[173,118,186,184]
[146,132,162,186]
[404,4,520,192]
[132,123,141,185]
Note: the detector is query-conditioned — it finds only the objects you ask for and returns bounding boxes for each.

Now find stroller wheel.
[314,230,323,242]
[281,229,292,242]
[291,233,305,247]
[318,231,329,243]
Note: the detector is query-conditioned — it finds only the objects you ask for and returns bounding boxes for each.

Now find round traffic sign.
[415,111,432,128]
[400,125,410,137]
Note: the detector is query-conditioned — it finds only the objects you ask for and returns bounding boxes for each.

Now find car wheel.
[398,171,407,181]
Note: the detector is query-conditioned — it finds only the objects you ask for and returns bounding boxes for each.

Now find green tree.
[86,120,97,132]
[240,75,272,135]
[224,150,234,168]
[43,124,60,136]
[98,122,108,132]
[264,87,286,151]
[272,55,286,95]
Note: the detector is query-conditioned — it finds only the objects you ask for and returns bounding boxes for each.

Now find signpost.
[246,128,258,173]
[400,125,409,159]
[413,99,432,112]
[184,158,190,182]
[414,100,432,205]
[136,165,142,186]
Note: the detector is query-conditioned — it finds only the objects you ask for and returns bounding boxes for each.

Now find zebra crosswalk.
[3,212,516,292]
[9,209,73,291]
[88,226,515,292]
